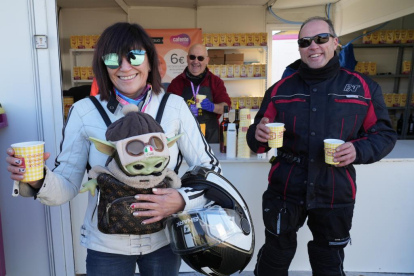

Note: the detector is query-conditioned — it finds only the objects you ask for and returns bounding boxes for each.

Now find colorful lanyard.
[115,84,152,112]
[190,82,200,100]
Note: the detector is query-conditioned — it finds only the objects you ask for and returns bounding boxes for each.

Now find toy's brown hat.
[106,105,163,142]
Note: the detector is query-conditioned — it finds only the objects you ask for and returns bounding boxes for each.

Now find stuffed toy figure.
[80,105,183,235]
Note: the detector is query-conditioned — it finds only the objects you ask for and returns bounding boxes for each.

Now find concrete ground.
[176,273,414,276]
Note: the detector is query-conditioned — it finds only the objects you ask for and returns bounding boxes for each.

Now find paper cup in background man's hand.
[195,95,206,108]
[266,123,285,148]
[11,141,45,196]
[324,139,345,165]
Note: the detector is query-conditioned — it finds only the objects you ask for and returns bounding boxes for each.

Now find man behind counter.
[168,44,231,143]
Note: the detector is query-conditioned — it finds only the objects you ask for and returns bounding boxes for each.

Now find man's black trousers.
[254,189,354,276]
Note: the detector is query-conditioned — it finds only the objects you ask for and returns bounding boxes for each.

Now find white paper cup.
[323,139,345,165]
[196,95,206,108]
[11,141,45,182]
[266,123,284,148]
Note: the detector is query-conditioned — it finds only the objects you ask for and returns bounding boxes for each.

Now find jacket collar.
[106,92,119,114]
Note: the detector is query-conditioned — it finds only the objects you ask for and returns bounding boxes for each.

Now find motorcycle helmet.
[164,166,255,276]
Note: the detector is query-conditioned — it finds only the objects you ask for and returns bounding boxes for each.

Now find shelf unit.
[206,45,268,91]
[69,49,95,87]
[353,43,414,139]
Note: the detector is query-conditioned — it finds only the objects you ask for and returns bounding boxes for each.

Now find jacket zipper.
[330,167,336,208]
[274,99,306,104]
[334,99,368,106]
[345,169,356,200]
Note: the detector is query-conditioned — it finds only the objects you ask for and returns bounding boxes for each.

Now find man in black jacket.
[247,16,397,276]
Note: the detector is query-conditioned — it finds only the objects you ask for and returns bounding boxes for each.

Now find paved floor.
[130,272,414,276]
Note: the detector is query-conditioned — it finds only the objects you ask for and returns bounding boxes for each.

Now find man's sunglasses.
[102,50,146,69]
[189,55,206,62]
[297,33,335,48]
[126,136,164,156]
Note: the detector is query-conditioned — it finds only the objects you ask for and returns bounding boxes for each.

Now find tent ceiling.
[56,0,272,9]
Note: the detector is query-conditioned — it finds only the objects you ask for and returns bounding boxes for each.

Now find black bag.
[96,173,168,235]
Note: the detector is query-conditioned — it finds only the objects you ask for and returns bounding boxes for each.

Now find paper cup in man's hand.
[266,123,285,148]
[324,139,344,165]
[11,141,45,182]
[196,95,206,108]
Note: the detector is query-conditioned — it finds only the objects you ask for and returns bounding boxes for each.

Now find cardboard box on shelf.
[225,53,244,65]
[70,36,78,49]
[219,33,227,46]
[208,50,225,65]
[234,64,241,77]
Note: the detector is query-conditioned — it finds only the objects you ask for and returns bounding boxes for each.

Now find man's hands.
[200,98,215,112]
[255,117,271,142]
[333,142,356,167]
[131,188,186,225]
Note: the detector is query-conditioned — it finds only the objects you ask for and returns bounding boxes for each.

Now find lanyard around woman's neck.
[115,84,152,112]
[190,82,200,100]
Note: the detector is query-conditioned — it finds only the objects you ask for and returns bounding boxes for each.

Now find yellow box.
[386,30,394,44]
[393,94,401,107]
[407,30,414,43]
[87,67,94,80]
[371,31,380,44]
[238,97,246,109]
[233,33,241,46]
[394,29,402,44]
[254,64,261,77]
[85,35,92,49]
[219,33,227,46]
[378,30,387,44]
[247,64,254,77]
[205,33,213,47]
[226,64,234,78]
[80,67,88,80]
[73,67,81,80]
[226,33,234,46]
[401,94,407,106]
[362,30,372,44]
[202,33,206,46]
[234,64,241,78]
[240,65,248,77]
[213,65,221,76]
[362,62,370,75]
[91,35,100,49]
[384,94,394,107]
[212,33,220,47]
[253,33,261,46]
[369,62,377,75]
[239,33,247,46]
[402,60,411,74]
[70,36,78,49]
[246,33,254,46]
[400,30,408,44]
[260,32,267,46]
[355,62,362,73]
[245,97,253,109]
[77,35,86,49]
[252,97,260,109]
[219,64,227,78]
[258,97,263,107]
[231,97,238,109]
[261,64,266,77]
[63,97,74,119]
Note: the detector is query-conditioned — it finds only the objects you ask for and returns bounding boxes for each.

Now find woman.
[6,22,220,276]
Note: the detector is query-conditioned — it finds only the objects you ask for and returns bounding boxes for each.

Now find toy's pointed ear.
[167,133,184,148]
[89,137,116,156]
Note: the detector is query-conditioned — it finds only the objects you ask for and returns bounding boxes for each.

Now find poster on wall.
[146,28,202,84]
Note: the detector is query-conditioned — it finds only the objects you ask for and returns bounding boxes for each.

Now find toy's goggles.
[102,49,146,69]
[297,33,335,48]
[126,136,164,156]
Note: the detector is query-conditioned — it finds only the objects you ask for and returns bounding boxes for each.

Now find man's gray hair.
[299,16,337,37]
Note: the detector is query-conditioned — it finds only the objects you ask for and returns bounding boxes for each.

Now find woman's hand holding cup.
[6,145,50,189]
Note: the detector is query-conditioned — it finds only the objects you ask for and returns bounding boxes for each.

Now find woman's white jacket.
[23,90,221,255]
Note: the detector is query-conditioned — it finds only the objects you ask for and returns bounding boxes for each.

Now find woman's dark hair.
[92,22,162,101]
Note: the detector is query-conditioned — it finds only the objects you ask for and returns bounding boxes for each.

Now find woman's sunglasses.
[126,136,164,156]
[297,33,335,48]
[102,50,146,69]
[189,55,206,62]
